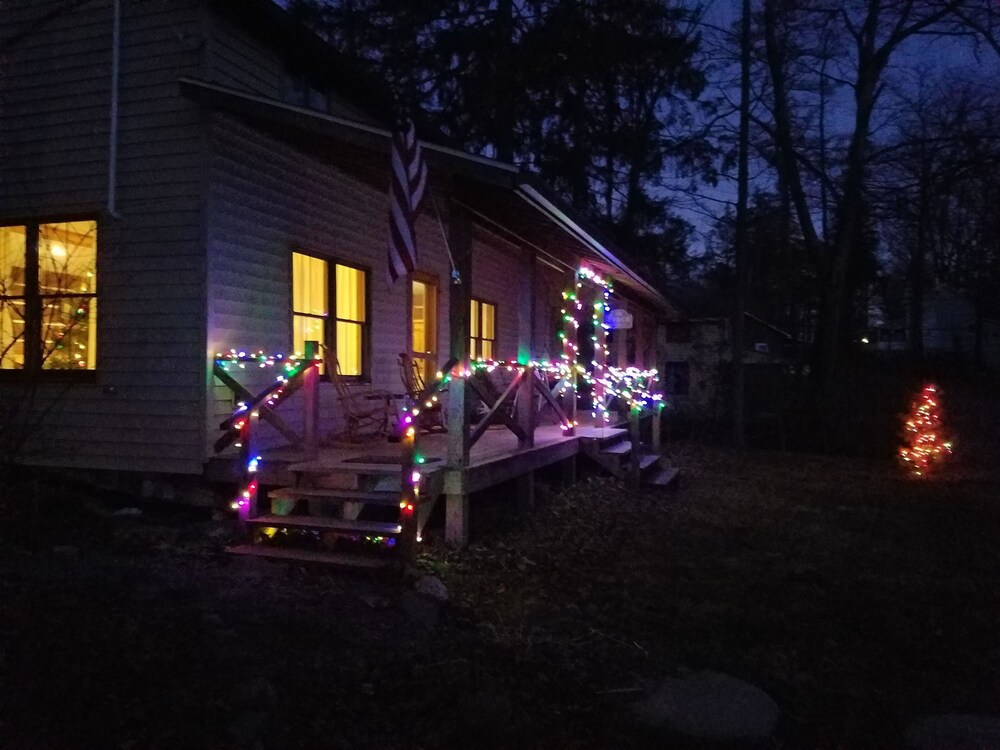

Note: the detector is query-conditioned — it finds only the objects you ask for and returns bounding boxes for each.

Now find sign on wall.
[607,309,634,330]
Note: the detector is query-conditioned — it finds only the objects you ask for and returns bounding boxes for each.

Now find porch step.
[288,460,409,475]
[268,487,400,506]
[638,454,660,472]
[600,440,632,456]
[577,426,628,445]
[227,544,389,570]
[644,466,680,488]
[248,515,402,535]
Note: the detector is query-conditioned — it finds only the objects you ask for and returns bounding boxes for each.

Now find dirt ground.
[3,412,999,749]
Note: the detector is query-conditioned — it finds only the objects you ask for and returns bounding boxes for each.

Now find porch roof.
[179,77,675,313]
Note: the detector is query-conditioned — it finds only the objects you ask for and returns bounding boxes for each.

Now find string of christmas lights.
[217,264,666,534]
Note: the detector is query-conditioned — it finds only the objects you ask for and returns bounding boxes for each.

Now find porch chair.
[321,346,394,444]
[398,352,447,432]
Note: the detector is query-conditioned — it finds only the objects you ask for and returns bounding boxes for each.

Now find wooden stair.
[227,544,389,570]
[226,459,443,569]
[582,428,680,489]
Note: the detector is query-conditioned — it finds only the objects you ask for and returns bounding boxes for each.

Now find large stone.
[414,575,449,603]
[905,715,1000,750]
[634,671,779,742]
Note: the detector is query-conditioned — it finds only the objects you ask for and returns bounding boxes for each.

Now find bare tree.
[758,0,1000,393]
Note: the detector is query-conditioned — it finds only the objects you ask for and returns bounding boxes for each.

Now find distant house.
[0,0,673,493]
[860,286,1000,367]
[661,311,795,420]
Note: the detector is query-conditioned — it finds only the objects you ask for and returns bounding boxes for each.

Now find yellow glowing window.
[411,279,437,383]
[335,264,365,377]
[292,252,367,378]
[470,298,495,361]
[1,220,98,371]
[292,252,328,360]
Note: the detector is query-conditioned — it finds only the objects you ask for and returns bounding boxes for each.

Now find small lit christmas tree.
[899,383,953,478]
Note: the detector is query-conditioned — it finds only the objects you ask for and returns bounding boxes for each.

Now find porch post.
[302,340,319,457]
[627,407,641,489]
[516,364,535,449]
[565,265,578,436]
[445,196,472,548]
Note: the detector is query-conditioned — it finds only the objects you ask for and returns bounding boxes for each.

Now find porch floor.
[256,422,626,493]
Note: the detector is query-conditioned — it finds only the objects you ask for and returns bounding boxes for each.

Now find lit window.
[292,252,367,377]
[411,279,437,383]
[470,298,495,360]
[1,220,98,372]
[335,265,365,377]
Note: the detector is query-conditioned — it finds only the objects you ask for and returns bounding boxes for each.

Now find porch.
[257,421,626,495]
[210,345,672,568]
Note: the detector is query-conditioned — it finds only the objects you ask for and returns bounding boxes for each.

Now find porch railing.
[213,341,322,529]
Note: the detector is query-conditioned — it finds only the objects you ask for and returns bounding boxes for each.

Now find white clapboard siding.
[203,111,460,453]
[205,7,374,123]
[0,0,208,475]
[470,238,533,361]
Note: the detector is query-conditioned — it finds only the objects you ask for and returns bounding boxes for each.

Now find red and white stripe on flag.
[387,121,428,284]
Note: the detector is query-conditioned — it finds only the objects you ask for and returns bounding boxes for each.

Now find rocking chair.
[398,352,447,432]
[321,346,394,444]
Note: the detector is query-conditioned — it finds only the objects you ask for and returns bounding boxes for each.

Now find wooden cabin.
[0,0,677,556]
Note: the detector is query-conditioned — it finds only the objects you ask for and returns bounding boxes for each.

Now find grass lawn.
[2,440,998,749]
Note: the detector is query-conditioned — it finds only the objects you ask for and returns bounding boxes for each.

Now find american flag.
[387,121,427,284]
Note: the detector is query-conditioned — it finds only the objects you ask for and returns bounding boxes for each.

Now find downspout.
[107,0,122,218]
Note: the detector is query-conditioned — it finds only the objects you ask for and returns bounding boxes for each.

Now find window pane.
[39,221,97,295]
[293,314,325,358]
[0,302,25,369]
[482,302,495,340]
[0,226,26,369]
[336,264,365,322]
[292,252,327,316]
[41,296,97,369]
[469,338,477,360]
[336,321,362,376]
[481,339,493,360]
[470,300,479,338]
[1,225,26,296]
[412,280,426,353]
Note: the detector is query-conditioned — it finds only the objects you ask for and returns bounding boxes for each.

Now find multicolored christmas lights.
[215,348,322,514]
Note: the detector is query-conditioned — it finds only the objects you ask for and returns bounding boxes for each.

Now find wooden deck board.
[239,421,628,494]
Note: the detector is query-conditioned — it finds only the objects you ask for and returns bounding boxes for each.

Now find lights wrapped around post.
[398,423,420,563]
[230,409,261,534]
[218,347,322,521]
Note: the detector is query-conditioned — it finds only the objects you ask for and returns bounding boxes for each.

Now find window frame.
[470,296,497,361]
[0,215,99,382]
[290,249,371,382]
[407,271,440,384]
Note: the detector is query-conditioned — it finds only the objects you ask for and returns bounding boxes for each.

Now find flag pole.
[429,188,461,285]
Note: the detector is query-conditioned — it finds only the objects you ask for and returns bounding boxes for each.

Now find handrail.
[213,349,320,453]
[397,358,456,565]
[214,342,322,534]
[215,359,312,434]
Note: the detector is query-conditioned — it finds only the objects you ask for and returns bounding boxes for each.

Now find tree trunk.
[732,0,751,449]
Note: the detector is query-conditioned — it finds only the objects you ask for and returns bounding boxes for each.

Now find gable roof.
[182,77,675,313]
[186,0,676,313]
[207,0,396,123]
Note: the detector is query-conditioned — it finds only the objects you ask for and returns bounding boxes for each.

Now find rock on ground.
[414,575,449,603]
[633,670,779,743]
[905,715,1000,750]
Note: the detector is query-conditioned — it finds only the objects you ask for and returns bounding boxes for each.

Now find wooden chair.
[322,346,394,444]
[398,352,447,432]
